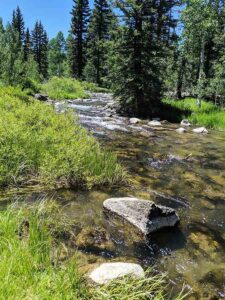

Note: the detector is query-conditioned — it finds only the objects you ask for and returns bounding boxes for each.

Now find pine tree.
[31,21,49,79]
[48,31,66,77]
[24,28,31,61]
[11,6,25,44]
[84,0,116,85]
[70,0,90,78]
[108,0,178,117]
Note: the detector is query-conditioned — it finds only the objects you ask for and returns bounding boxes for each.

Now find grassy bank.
[0,87,125,188]
[163,97,225,130]
[0,201,189,299]
[41,77,109,100]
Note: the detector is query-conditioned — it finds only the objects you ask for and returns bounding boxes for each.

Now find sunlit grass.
[163,97,225,129]
[41,77,109,100]
[0,87,126,188]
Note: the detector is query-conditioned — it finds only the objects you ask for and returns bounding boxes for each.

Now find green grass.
[0,201,190,300]
[0,87,125,188]
[41,77,89,100]
[41,77,109,100]
[162,97,216,113]
[163,97,225,130]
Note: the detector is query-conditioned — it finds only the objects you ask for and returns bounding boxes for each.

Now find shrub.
[0,87,125,188]
[41,77,89,100]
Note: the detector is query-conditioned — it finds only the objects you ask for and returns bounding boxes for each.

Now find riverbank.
[163,97,225,130]
[0,201,188,299]
[0,87,125,188]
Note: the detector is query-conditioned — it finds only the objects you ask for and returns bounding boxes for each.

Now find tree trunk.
[176,56,186,99]
[197,36,205,108]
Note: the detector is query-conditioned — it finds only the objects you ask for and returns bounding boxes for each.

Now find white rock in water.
[103,197,180,236]
[176,127,186,134]
[181,119,191,127]
[89,262,145,284]
[148,120,162,126]
[130,118,141,124]
[192,127,208,134]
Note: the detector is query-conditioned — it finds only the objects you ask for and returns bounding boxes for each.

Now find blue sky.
[0,0,94,38]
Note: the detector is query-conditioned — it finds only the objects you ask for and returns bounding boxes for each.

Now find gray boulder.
[130,118,141,124]
[192,127,208,134]
[89,262,145,284]
[176,127,187,134]
[148,120,162,126]
[103,197,180,236]
[181,119,191,127]
[34,94,48,101]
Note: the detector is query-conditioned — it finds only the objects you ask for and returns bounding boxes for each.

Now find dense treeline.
[0,0,225,117]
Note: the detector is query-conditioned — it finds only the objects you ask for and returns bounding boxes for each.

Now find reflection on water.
[1,93,225,299]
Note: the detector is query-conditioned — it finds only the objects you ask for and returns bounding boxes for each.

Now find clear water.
[1,93,224,299]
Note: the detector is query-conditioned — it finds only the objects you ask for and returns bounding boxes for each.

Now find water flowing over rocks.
[181,119,191,127]
[103,197,180,236]
[176,127,187,134]
[88,262,145,284]
[193,127,208,134]
[34,93,48,101]
[148,120,162,126]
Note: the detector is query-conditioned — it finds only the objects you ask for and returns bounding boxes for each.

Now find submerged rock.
[130,118,141,124]
[176,127,187,134]
[34,94,48,101]
[181,119,191,127]
[103,197,180,236]
[89,262,145,284]
[148,120,162,126]
[193,127,208,134]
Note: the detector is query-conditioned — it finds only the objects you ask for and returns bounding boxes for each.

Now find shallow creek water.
[2,93,225,299]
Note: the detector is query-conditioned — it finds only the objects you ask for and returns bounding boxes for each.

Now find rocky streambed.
[3,93,225,299]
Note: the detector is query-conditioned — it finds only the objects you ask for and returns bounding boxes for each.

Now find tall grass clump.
[190,110,225,130]
[41,77,89,100]
[0,201,90,299]
[0,87,125,188]
[0,201,190,300]
[163,97,225,129]
[162,97,217,113]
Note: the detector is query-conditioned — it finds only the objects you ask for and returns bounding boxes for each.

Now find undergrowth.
[0,87,125,188]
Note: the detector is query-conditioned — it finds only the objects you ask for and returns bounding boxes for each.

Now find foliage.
[107,0,178,117]
[0,201,189,300]
[69,0,90,78]
[31,21,49,79]
[0,87,125,188]
[41,77,89,99]
[48,31,67,77]
[84,0,116,86]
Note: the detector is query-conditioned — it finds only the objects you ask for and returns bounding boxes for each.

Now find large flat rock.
[103,197,180,236]
[89,262,145,284]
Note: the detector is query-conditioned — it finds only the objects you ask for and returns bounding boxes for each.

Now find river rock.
[130,118,141,124]
[148,120,162,126]
[34,94,48,101]
[192,127,208,134]
[89,262,145,284]
[181,119,191,127]
[176,127,187,134]
[103,197,180,236]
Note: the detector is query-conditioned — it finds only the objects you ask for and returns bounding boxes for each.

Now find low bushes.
[41,77,89,100]
[41,77,109,100]
[0,87,125,188]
